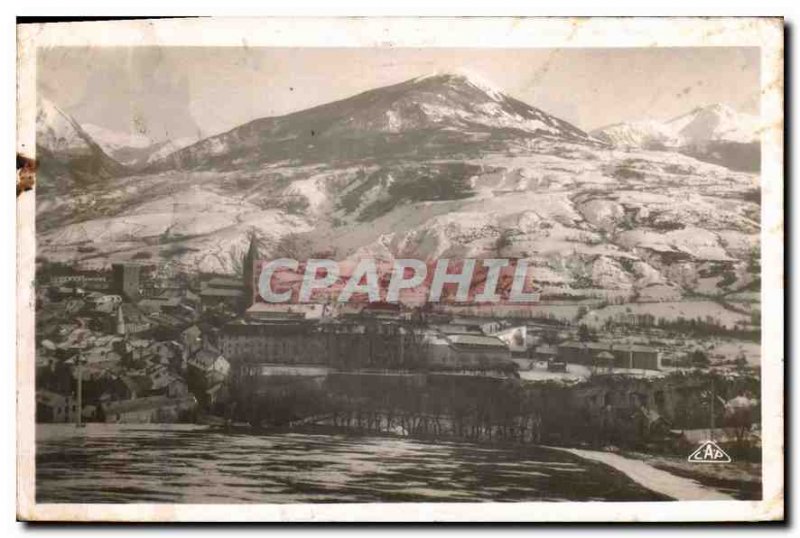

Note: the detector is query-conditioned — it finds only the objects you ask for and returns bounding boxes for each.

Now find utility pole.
[710,376,716,435]
[76,353,85,428]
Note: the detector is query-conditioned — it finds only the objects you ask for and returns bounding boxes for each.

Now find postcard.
[16,17,784,522]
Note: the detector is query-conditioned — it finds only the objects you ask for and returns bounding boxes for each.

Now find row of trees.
[601,314,760,341]
[228,364,761,459]
[324,374,550,443]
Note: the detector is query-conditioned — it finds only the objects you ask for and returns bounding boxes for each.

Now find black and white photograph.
[15,16,784,522]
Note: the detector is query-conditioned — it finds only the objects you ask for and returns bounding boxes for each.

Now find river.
[36,424,668,503]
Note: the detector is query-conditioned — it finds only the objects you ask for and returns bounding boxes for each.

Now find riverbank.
[549,447,736,500]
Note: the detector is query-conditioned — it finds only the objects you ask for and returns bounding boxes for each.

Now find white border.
[15,16,784,522]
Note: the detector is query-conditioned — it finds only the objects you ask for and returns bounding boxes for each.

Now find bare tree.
[274,232,314,260]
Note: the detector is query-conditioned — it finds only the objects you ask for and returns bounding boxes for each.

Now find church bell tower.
[242,233,259,311]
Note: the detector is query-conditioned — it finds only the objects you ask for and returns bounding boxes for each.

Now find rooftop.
[447,334,509,349]
[435,324,483,336]
[245,303,324,320]
[204,277,243,289]
[200,288,244,298]
[559,341,657,353]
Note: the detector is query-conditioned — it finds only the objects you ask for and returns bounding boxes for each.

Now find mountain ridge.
[591,103,759,146]
[35,75,761,329]
[145,73,602,172]
[590,103,760,172]
[35,97,125,192]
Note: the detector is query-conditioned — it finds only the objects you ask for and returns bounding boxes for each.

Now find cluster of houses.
[35,261,237,424]
[35,237,664,424]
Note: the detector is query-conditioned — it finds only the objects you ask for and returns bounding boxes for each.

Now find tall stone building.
[111,263,141,301]
[242,234,259,311]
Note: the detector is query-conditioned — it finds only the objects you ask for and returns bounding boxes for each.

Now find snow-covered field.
[582,301,753,330]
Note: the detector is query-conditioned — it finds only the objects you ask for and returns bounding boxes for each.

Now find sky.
[38,46,760,143]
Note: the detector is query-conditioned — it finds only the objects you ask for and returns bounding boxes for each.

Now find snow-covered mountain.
[589,120,681,149]
[37,98,105,158]
[36,97,124,192]
[81,123,157,167]
[667,103,759,145]
[592,103,759,147]
[591,104,760,171]
[35,74,761,328]
[81,123,154,152]
[144,137,197,164]
[81,124,200,169]
[148,72,600,172]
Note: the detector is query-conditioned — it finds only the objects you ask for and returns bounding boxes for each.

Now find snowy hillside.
[80,124,200,169]
[82,123,154,152]
[35,75,761,327]
[591,104,760,172]
[37,98,102,157]
[589,120,681,149]
[592,103,759,147]
[81,123,156,167]
[145,137,197,164]
[36,97,124,192]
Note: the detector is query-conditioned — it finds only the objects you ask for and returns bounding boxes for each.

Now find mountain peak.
[590,102,759,171]
[410,70,506,102]
[36,96,95,155]
[37,96,81,134]
[36,96,124,191]
[668,102,756,145]
[674,103,739,125]
[149,72,597,171]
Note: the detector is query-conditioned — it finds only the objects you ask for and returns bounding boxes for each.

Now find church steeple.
[242,232,259,310]
[116,304,126,336]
